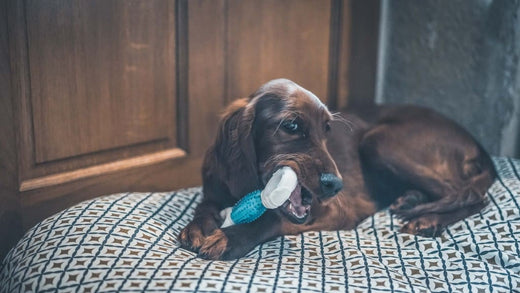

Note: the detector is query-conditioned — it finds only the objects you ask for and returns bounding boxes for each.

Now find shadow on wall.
[376,0,520,157]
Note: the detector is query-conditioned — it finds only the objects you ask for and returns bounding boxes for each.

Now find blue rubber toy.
[229,190,264,224]
[220,167,298,228]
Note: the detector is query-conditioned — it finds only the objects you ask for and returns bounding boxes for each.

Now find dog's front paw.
[198,229,229,260]
[197,228,253,260]
[400,214,443,237]
[178,222,206,252]
[178,215,220,252]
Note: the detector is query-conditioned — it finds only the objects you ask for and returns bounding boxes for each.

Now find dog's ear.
[213,98,260,197]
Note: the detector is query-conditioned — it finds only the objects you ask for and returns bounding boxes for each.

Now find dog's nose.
[320,173,343,198]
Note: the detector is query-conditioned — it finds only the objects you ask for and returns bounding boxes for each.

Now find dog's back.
[334,104,496,236]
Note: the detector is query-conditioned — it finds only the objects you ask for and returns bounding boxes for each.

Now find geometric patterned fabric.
[1,157,519,292]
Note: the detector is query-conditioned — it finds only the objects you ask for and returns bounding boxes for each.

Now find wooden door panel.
[7,0,186,192]
[187,0,227,155]
[226,0,332,103]
[26,0,177,163]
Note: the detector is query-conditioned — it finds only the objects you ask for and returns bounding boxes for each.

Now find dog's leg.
[178,200,223,252]
[197,211,282,260]
[382,159,493,221]
[359,121,495,236]
[400,200,487,237]
[389,190,430,214]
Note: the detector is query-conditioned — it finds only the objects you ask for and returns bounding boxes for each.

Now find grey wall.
[376,0,520,157]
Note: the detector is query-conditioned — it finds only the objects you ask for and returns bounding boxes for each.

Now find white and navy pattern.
[1,157,520,292]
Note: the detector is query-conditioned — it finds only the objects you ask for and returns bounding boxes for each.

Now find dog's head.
[211,79,343,224]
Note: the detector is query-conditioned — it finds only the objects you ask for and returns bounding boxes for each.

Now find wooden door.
[6,0,195,229]
[0,0,378,259]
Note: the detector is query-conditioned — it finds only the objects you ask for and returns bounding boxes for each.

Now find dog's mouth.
[280,184,312,224]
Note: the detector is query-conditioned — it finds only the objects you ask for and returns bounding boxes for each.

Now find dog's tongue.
[289,185,302,206]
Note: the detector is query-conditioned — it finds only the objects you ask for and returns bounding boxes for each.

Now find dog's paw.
[400,215,443,237]
[390,190,429,218]
[178,222,206,252]
[178,214,221,252]
[197,228,253,260]
[198,229,230,260]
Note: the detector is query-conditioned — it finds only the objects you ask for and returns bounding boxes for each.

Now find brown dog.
[178,79,496,260]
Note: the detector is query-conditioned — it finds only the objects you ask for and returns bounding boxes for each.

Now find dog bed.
[1,157,519,293]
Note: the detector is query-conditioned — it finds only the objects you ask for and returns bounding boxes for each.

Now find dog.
[178,79,496,260]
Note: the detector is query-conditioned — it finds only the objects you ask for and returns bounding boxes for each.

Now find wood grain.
[0,0,23,261]
[20,149,186,192]
[226,0,332,103]
[20,156,204,231]
[176,0,189,151]
[188,0,227,155]
[346,0,380,107]
[26,0,177,163]
[335,0,352,110]
[7,0,182,184]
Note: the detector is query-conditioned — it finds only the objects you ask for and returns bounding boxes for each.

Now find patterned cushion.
[1,157,520,292]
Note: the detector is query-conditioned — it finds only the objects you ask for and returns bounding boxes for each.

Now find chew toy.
[220,166,298,228]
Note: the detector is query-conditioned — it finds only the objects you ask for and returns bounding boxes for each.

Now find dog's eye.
[325,122,331,132]
[282,121,299,134]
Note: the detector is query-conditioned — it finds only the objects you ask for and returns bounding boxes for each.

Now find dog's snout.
[320,173,343,197]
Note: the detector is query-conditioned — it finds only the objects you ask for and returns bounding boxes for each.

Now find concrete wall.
[376,0,520,157]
